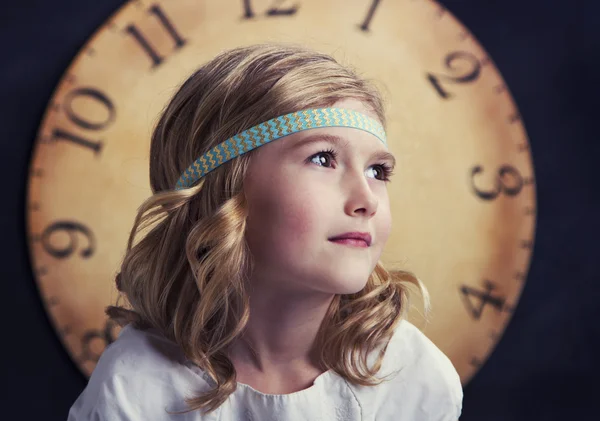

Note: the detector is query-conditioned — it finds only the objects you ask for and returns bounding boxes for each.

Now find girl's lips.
[330,238,369,248]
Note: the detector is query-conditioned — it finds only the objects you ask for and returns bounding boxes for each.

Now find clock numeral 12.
[427,51,481,99]
[125,4,187,68]
[242,0,299,19]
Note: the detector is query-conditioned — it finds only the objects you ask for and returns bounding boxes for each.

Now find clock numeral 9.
[41,220,95,259]
[51,87,116,155]
[460,280,506,320]
[79,319,118,364]
[470,164,524,201]
[427,51,481,99]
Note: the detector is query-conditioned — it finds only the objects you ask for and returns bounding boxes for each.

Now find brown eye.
[367,163,394,182]
[308,148,338,168]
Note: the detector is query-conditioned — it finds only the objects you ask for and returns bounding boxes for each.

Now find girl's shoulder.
[67,324,215,421]
[93,323,195,377]
[349,318,463,420]
[389,318,462,388]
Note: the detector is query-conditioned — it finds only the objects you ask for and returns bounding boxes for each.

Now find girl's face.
[243,99,395,296]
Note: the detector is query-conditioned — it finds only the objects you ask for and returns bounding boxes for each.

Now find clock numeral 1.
[51,128,102,155]
[359,0,382,32]
[460,280,506,320]
[125,4,186,68]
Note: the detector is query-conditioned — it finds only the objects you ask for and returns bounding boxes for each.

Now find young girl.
[67,43,463,420]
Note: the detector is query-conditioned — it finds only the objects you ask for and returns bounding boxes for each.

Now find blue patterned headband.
[174,107,387,190]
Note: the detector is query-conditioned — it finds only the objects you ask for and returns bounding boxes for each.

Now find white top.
[67,319,463,420]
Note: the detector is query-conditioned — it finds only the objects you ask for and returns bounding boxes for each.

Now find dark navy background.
[1,0,598,419]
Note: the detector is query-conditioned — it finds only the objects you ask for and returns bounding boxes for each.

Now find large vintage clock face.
[26,0,536,383]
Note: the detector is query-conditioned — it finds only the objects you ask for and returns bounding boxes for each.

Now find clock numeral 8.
[79,319,118,365]
[470,164,525,201]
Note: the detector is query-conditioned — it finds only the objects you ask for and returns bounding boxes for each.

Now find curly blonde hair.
[106,42,430,416]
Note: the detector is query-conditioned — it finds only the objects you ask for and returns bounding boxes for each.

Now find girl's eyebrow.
[288,133,396,169]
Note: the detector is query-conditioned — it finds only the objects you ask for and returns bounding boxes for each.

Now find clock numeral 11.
[125,4,187,68]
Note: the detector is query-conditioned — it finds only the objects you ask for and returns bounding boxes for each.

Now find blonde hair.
[106,42,430,416]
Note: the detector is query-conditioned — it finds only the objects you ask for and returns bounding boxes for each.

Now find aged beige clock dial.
[26,0,536,383]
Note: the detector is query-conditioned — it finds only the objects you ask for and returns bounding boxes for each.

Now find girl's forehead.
[331,98,380,121]
[282,126,387,155]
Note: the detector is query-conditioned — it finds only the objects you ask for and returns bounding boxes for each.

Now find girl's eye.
[308,148,337,168]
[307,148,394,182]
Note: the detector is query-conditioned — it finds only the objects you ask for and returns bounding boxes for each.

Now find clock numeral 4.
[460,280,506,320]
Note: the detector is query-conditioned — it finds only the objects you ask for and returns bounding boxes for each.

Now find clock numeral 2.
[460,280,506,320]
[125,4,186,68]
[427,51,481,99]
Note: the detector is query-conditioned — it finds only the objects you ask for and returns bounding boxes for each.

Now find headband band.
[174,107,387,190]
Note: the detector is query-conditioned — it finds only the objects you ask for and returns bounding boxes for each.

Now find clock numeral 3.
[125,4,187,68]
[460,280,506,320]
[41,221,95,259]
[470,164,524,201]
[427,51,481,99]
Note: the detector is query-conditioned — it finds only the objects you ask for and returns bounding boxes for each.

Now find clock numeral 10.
[51,87,116,155]
[125,4,186,68]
